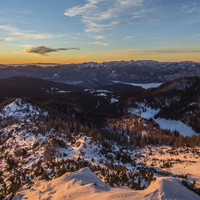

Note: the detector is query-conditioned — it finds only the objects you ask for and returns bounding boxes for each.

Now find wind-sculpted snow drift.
[13,168,200,200]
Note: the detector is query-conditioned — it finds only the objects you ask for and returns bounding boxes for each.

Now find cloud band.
[21,45,80,56]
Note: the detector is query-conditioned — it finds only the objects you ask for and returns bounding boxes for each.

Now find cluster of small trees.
[182,180,200,196]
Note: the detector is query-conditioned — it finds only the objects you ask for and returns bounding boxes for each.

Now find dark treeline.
[29,114,200,149]
[105,114,200,148]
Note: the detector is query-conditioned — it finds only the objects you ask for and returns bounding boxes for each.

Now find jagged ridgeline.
[0,61,200,87]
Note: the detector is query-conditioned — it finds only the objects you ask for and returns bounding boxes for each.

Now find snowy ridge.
[13,168,200,200]
[0,98,48,119]
[55,167,108,187]
[164,78,196,91]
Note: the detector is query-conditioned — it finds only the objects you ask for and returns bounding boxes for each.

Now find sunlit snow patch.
[154,118,196,137]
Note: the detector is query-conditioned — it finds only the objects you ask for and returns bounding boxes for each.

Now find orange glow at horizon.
[1,51,200,65]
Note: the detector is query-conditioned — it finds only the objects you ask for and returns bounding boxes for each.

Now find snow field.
[128,103,197,136]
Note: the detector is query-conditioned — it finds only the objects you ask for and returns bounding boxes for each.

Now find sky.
[0,0,200,64]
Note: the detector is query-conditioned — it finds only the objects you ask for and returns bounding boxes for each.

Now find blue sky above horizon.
[0,0,200,64]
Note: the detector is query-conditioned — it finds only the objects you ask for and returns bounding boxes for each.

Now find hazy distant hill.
[0,76,144,125]
[0,76,84,103]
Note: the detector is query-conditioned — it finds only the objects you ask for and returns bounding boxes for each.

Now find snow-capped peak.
[57,167,108,187]
[0,98,48,119]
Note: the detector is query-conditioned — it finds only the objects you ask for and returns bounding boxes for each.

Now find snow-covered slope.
[13,168,200,200]
[1,98,200,199]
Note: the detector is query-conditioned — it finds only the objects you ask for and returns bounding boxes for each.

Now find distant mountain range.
[1,60,200,88]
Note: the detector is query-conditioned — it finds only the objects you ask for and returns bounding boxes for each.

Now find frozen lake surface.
[113,81,163,89]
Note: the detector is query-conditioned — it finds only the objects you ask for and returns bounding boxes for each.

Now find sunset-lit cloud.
[18,45,80,56]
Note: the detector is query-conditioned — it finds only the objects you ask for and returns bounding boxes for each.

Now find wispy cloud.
[64,0,200,32]
[0,38,14,43]
[89,35,106,39]
[64,0,146,32]
[124,36,134,39]
[180,2,200,14]
[18,45,80,56]
[17,44,33,48]
[129,49,200,55]
[88,41,109,46]
[0,25,65,40]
